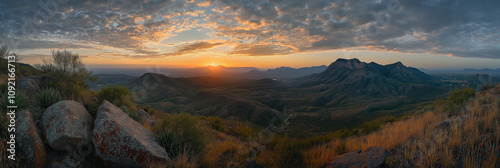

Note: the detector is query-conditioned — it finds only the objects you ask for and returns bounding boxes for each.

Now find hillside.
[119,58,449,136]
[2,59,497,168]
[307,84,500,168]
[243,65,328,79]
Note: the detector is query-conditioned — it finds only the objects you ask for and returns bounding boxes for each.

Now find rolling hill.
[102,58,449,135]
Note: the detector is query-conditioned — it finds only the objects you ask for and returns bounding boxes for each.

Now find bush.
[35,88,61,109]
[481,82,494,91]
[119,106,142,124]
[203,116,225,131]
[36,50,96,100]
[447,86,475,106]
[156,113,208,152]
[99,85,134,110]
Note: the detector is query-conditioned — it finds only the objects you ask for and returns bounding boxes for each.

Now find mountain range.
[95,58,449,135]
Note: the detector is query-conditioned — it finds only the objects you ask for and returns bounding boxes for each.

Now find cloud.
[207,0,500,58]
[163,40,226,56]
[230,44,292,56]
[1,0,499,59]
[0,0,203,54]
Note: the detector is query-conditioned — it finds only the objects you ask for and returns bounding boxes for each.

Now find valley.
[90,58,463,136]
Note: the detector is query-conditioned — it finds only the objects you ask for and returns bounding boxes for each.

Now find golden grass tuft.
[203,138,241,167]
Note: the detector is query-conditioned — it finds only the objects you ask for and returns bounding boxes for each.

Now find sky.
[0,0,499,70]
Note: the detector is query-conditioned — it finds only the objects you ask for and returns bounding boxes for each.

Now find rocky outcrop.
[327,146,387,168]
[137,109,156,126]
[17,76,41,93]
[15,110,46,167]
[42,100,93,151]
[137,109,150,119]
[92,100,168,167]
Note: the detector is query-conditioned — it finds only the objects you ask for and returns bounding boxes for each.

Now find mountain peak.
[393,61,404,66]
[329,58,366,69]
[305,59,435,85]
[335,58,360,62]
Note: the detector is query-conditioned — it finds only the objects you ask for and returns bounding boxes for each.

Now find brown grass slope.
[305,84,500,168]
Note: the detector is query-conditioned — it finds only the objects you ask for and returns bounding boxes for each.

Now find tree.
[0,40,18,60]
[0,44,9,59]
[36,50,96,100]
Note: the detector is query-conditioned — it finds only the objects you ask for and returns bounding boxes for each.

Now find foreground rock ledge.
[327,146,387,168]
[92,100,168,167]
[16,110,46,167]
[42,100,93,151]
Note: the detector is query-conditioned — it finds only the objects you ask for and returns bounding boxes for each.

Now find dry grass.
[302,140,344,168]
[203,138,241,167]
[143,88,500,168]
[344,111,442,151]
[302,93,499,168]
[170,148,199,168]
[147,146,199,168]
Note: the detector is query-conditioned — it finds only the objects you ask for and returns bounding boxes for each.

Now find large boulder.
[16,110,46,167]
[92,100,168,167]
[327,146,387,168]
[42,100,93,151]
[17,76,41,93]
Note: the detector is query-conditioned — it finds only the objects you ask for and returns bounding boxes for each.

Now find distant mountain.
[461,68,500,75]
[88,74,138,91]
[295,58,443,106]
[243,65,328,79]
[304,58,434,85]
[96,58,448,134]
[169,66,259,78]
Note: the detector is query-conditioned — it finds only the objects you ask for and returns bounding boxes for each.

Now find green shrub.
[35,88,61,109]
[157,129,182,158]
[0,92,28,110]
[204,116,224,131]
[142,105,153,114]
[447,86,475,106]
[157,113,208,152]
[432,86,476,113]
[99,85,134,110]
[120,106,142,124]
